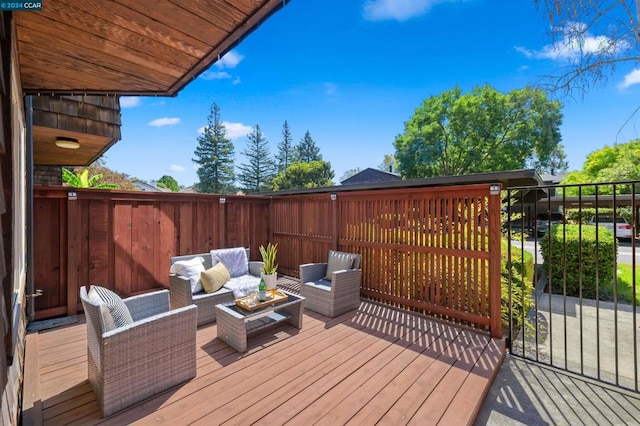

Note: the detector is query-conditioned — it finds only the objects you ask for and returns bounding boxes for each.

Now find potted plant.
[259,242,278,291]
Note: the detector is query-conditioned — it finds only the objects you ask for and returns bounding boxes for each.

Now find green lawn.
[613,264,640,305]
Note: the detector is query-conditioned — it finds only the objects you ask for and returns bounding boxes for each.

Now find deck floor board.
[23,283,504,426]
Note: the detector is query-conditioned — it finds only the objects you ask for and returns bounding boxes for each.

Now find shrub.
[539,224,615,299]
[501,238,534,338]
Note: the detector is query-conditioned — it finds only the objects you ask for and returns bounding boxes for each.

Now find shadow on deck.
[23,277,505,425]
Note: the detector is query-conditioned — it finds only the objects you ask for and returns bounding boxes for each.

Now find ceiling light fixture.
[55,136,80,149]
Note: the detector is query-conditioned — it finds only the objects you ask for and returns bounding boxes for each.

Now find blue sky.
[106,0,640,187]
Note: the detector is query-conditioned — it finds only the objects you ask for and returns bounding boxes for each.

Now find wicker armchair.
[299,251,362,317]
[79,287,197,417]
[170,248,263,326]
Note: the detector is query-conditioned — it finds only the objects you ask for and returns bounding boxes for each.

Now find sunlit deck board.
[23,295,504,425]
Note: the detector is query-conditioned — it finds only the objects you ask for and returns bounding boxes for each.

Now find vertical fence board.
[113,202,132,295]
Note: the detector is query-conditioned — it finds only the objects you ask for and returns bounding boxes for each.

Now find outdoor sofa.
[170,247,263,326]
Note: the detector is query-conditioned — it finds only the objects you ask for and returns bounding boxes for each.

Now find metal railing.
[506,181,639,392]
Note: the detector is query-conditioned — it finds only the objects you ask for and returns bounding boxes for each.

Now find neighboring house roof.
[132,179,170,192]
[180,185,197,193]
[341,168,402,185]
[539,173,567,185]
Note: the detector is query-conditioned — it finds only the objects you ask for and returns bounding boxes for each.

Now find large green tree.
[156,175,180,192]
[272,160,334,190]
[394,85,564,178]
[562,139,640,194]
[275,120,295,173]
[294,130,322,162]
[193,103,235,194]
[237,125,276,193]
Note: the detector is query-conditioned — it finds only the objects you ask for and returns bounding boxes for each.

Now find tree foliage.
[237,125,276,193]
[378,154,400,173]
[275,120,295,173]
[394,85,564,178]
[272,160,335,190]
[533,0,640,94]
[294,130,322,162]
[561,139,640,194]
[340,167,362,182]
[193,103,235,194]
[63,167,119,189]
[156,175,180,192]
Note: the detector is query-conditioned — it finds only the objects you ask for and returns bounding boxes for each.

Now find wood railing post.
[219,196,226,248]
[331,192,338,251]
[66,190,78,316]
[488,184,502,338]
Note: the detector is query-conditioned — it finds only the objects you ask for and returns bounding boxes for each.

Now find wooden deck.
[22,281,505,425]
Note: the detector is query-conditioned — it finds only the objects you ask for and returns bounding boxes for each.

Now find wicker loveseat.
[170,248,263,326]
[79,286,197,417]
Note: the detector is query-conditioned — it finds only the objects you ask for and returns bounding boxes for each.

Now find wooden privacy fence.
[33,183,502,337]
[272,184,502,337]
[33,187,269,320]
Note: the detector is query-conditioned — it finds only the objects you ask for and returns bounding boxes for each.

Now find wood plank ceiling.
[15,0,289,96]
[14,0,290,166]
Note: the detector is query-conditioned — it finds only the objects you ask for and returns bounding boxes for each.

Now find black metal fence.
[505,180,639,392]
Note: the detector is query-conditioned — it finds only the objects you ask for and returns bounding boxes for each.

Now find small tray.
[235,290,287,311]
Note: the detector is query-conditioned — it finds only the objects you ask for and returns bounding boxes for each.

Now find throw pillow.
[170,256,206,293]
[324,251,356,281]
[89,285,134,330]
[201,262,231,293]
[212,248,248,278]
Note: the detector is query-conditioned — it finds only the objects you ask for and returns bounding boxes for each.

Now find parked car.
[587,215,634,240]
[533,212,565,237]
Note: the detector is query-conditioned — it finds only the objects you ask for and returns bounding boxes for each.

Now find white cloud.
[223,122,252,139]
[515,21,626,62]
[148,117,180,127]
[200,71,232,80]
[619,68,640,89]
[363,0,455,22]
[197,121,252,139]
[169,164,185,172]
[120,96,142,108]
[215,50,244,69]
[232,76,242,85]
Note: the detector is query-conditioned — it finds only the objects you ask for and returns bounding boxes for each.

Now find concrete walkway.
[477,355,640,425]
[478,274,640,425]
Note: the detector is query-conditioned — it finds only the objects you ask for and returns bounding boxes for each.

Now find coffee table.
[214,290,304,352]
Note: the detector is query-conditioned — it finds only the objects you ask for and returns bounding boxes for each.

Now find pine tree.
[275,120,295,173]
[294,130,321,163]
[237,125,276,193]
[192,103,235,193]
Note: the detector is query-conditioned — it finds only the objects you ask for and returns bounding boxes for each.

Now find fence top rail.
[33,186,272,202]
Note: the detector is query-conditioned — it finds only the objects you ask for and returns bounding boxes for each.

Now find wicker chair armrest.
[102,304,197,349]
[248,261,264,276]
[331,269,362,287]
[300,263,328,283]
[123,290,170,322]
[169,274,194,309]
